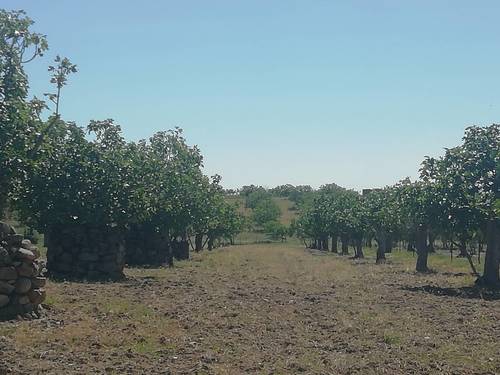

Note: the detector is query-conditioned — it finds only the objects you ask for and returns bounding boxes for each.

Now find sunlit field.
[2,243,498,374]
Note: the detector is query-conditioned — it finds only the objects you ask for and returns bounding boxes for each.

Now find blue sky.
[6,1,500,190]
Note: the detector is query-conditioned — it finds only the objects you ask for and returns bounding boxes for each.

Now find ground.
[1,243,499,375]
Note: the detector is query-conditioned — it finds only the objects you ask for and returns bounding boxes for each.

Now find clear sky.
[5,1,500,190]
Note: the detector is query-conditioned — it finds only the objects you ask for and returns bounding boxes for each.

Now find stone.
[0,247,11,265]
[14,248,36,262]
[31,277,46,288]
[7,234,23,247]
[21,239,34,250]
[31,247,40,259]
[17,295,30,305]
[27,289,46,305]
[0,222,15,237]
[21,240,40,258]
[0,294,9,307]
[17,262,37,278]
[22,303,34,314]
[0,267,17,280]
[0,281,15,294]
[14,278,31,294]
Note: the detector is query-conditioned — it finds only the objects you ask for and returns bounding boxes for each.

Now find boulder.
[0,267,17,280]
[21,240,40,258]
[14,248,36,262]
[0,222,15,237]
[7,234,23,247]
[0,294,9,307]
[17,262,37,278]
[21,239,34,250]
[31,277,46,288]
[0,247,11,265]
[0,281,15,294]
[17,295,30,305]
[27,289,46,305]
[15,277,32,294]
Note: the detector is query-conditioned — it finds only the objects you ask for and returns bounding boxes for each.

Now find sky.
[5,0,500,190]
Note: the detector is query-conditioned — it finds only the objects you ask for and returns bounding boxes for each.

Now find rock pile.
[46,225,125,280]
[0,222,46,320]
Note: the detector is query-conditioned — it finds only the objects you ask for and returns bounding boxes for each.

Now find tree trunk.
[442,240,449,250]
[331,235,338,253]
[376,231,386,264]
[415,224,429,272]
[341,234,349,255]
[321,237,329,251]
[166,244,174,267]
[354,238,364,259]
[427,230,436,253]
[195,234,203,252]
[384,235,393,253]
[481,219,500,286]
[458,237,468,257]
[208,237,214,251]
[407,239,415,252]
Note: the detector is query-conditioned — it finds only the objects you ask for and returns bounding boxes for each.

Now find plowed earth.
[1,243,499,374]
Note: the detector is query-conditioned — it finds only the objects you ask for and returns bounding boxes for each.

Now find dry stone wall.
[172,240,189,261]
[125,227,172,266]
[0,222,46,320]
[125,227,190,266]
[46,225,125,281]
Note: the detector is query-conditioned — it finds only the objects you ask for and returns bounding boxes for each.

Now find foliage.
[263,221,288,240]
[251,199,281,227]
[245,189,271,209]
[0,9,48,216]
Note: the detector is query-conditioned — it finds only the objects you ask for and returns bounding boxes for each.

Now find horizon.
[5,1,500,190]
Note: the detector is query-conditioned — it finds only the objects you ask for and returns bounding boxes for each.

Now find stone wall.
[46,225,125,281]
[125,227,172,266]
[0,222,46,320]
[125,227,190,266]
[171,240,189,260]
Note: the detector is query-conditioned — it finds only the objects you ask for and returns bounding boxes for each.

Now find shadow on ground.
[402,284,500,301]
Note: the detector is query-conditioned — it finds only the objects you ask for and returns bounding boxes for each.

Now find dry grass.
[1,243,499,374]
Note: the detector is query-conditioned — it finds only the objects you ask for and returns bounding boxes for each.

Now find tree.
[396,179,440,272]
[264,221,288,241]
[252,199,281,227]
[364,187,402,264]
[191,174,243,250]
[245,189,271,209]
[422,125,499,285]
[0,9,48,216]
[16,119,143,232]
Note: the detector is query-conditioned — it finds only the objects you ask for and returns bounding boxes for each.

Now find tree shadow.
[402,284,500,301]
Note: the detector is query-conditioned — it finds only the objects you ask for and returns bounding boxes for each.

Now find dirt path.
[1,243,499,374]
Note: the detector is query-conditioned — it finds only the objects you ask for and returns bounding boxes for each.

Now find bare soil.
[1,243,499,374]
